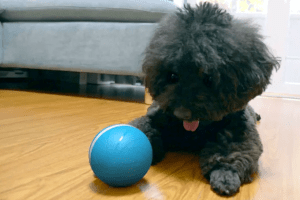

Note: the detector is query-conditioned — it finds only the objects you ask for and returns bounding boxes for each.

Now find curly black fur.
[129,2,280,196]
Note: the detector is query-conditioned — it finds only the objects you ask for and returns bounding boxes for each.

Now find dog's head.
[143,3,279,127]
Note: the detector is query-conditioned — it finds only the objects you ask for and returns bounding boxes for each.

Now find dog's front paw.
[210,169,241,196]
[149,137,165,165]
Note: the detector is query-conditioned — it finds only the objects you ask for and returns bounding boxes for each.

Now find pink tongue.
[183,121,199,132]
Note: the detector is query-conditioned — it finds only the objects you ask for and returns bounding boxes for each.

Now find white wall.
[173,0,185,8]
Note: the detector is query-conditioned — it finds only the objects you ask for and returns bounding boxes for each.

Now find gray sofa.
[0,0,176,80]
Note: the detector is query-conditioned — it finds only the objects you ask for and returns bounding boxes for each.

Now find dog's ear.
[254,41,280,89]
[237,44,280,100]
[227,20,281,101]
[219,24,281,112]
[142,56,162,98]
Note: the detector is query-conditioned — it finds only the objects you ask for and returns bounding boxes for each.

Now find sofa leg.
[145,88,153,105]
[77,72,86,94]
[60,71,87,85]
[87,74,115,84]
[79,72,87,85]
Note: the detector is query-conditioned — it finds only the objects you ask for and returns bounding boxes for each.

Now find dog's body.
[129,3,279,196]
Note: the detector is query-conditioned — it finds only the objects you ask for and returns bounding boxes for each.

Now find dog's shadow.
[151,152,259,198]
[151,151,208,184]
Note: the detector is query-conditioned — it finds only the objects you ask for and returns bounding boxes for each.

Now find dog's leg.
[199,137,262,196]
[199,112,263,196]
[128,102,167,165]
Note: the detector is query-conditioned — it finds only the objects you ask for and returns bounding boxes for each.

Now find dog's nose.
[173,107,192,120]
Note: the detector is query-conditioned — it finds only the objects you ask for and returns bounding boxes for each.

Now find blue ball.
[89,124,153,187]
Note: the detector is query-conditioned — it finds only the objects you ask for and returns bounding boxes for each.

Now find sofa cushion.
[0,0,176,22]
[2,22,157,75]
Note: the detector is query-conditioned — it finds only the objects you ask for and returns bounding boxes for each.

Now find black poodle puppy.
[129,2,280,196]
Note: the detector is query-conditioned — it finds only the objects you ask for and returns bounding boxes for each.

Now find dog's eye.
[203,75,213,88]
[167,73,179,84]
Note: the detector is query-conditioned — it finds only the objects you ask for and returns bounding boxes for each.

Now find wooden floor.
[1,90,300,200]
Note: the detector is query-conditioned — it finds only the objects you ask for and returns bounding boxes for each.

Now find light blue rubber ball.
[89,124,153,187]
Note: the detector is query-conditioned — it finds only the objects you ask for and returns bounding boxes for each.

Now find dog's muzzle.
[174,107,200,132]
